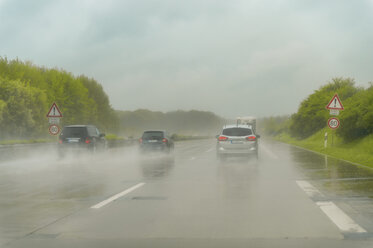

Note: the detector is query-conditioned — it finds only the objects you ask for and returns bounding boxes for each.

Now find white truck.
[236,116,257,133]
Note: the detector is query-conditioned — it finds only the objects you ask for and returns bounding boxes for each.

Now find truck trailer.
[236,116,257,133]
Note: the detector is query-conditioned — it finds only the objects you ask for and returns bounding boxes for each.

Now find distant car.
[216,125,260,160]
[139,130,174,153]
[58,125,106,157]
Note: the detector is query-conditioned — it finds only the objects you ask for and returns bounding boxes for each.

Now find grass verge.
[105,134,125,141]
[0,139,49,145]
[275,128,373,169]
[171,134,212,141]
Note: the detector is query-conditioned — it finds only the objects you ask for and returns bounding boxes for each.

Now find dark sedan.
[139,130,174,154]
[58,125,106,157]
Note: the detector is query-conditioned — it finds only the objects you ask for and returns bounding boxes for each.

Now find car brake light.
[85,138,91,144]
[58,139,62,144]
[218,136,228,141]
[139,138,143,143]
[246,136,256,141]
[162,138,168,143]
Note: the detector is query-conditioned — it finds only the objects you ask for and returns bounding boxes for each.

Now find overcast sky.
[1,0,372,118]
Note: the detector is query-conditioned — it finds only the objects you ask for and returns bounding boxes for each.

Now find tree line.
[0,57,118,139]
[260,78,373,141]
[0,57,228,139]
[117,109,226,137]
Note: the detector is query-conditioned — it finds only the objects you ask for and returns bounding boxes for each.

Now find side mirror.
[256,134,261,139]
[99,133,106,137]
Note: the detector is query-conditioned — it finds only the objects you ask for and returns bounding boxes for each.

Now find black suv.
[139,130,174,153]
[58,125,106,157]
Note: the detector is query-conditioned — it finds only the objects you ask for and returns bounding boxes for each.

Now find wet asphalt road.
[1,139,373,247]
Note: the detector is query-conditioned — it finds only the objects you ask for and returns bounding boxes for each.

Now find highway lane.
[1,139,373,247]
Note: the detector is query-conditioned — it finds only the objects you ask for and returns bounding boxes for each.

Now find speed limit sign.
[327,117,340,129]
[49,124,60,135]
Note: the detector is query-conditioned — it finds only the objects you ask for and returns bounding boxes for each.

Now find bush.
[337,85,373,140]
[289,78,359,139]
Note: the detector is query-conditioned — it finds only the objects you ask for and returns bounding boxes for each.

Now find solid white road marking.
[296,180,366,233]
[190,157,196,161]
[260,144,279,159]
[205,148,213,153]
[316,201,367,233]
[91,183,145,209]
[296,180,324,198]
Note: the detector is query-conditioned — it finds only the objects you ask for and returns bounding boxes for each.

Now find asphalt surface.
[1,139,373,247]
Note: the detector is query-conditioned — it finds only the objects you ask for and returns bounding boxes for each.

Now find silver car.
[216,125,259,161]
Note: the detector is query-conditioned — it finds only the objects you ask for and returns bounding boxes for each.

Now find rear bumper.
[216,145,258,155]
[58,143,92,152]
[139,144,169,152]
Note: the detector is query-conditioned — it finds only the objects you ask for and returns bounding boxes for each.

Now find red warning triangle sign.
[326,94,344,110]
[46,103,63,117]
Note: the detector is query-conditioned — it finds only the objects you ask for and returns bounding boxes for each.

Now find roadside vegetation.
[260,78,373,168]
[0,58,225,144]
[105,134,126,141]
[171,134,211,141]
[117,109,226,138]
[0,139,50,145]
[0,57,118,139]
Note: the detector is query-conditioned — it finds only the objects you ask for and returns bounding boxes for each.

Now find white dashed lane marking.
[91,183,145,209]
[296,180,366,233]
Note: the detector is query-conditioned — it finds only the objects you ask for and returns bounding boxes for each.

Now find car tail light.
[246,136,256,141]
[218,136,228,141]
[139,138,143,144]
[58,139,63,144]
[85,138,91,144]
[162,138,168,143]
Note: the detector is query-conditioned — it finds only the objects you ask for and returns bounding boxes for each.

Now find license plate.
[67,138,80,143]
[148,140,158,143]
[231,140,243,144]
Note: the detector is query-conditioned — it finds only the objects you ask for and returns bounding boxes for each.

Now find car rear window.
[61,127,87,137]
[142,131,164,140]
[222,128,252,136]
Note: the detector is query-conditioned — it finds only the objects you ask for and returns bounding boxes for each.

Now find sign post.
[325,94,344,147]
[49,124,60,135]
[327,117,340,129]
[46,103,63,136]
[326,94,344,111]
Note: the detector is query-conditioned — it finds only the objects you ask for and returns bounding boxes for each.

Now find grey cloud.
[1,0,372,118]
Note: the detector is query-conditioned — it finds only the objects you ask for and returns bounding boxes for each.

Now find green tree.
[337,85,373,140]
[290,78,360,139]
[0,57,118,138]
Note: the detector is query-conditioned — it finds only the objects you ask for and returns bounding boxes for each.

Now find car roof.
[143,130,165,132]
[222,124,252,129]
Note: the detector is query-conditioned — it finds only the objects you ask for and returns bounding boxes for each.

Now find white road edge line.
[205,148,213,153]
[91,183,145,209]
[190,157,196,161]
[296,180,366,233]
[316,201,367,233]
